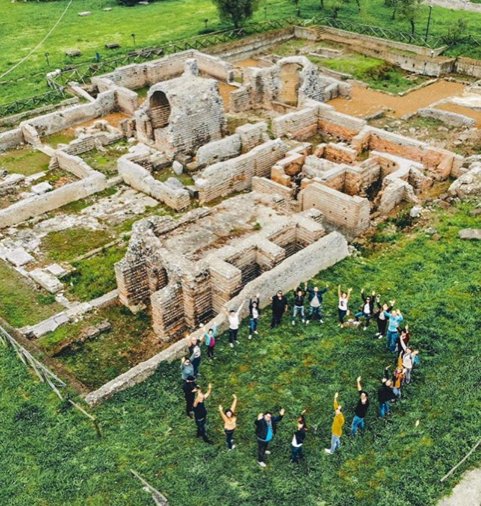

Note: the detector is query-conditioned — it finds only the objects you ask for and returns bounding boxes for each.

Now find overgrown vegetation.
[0,202,480,505]
[309,52,427,93]
[36,304,158,388]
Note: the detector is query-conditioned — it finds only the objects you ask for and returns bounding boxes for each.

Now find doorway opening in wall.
[278,63,302,107]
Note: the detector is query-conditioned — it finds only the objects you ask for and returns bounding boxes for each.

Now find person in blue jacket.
[304,281,329,324]
[254,408,285,467]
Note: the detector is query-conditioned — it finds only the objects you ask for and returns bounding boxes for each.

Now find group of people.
[179,282,420,466]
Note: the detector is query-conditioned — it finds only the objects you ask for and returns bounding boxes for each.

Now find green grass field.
[0,201,480,506]
[3,0,481,104]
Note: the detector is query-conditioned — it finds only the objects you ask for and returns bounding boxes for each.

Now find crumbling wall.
[300,181,370,240]
[0,173,107,229]
[272,106,319,140]
[195,139,289,203]
[22,91,117,138]
[55,151,97,178]
[417,108,476,128]
[118,157,190,211]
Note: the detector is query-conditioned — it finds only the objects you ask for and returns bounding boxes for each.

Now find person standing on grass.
[352,376,370,436]
[305,282,329,325]
[325,392,345,455]
[182,375,197,419]
[292,286,306,325]
[248,295,261,340]
[390,361,405,398]
[378,372,397,419]
[255,408,285,467]
[291,411,307,464]
[374,298,395,340]
[180,357,195,381]
[354,289,376,330]
[201,324,217,360]
[384,308,404,353]
[219,394,238,450]
[189,336,202,377]
[223,300,245,348]
[338,285,353,327]
[399,337,418,385]
[271,290,288,329]
[398,324,410,351]
[193,383,212,443]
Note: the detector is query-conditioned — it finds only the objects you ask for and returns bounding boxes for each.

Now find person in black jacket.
[182,375,198,419]
[354,289,376,330]
[378,371,397,419]
[374,298,395,340]
[352,376,369,435]
[291,411,307,463]
[271,291,288,329]
[254,408,285,467]
[291,287,306,325]
[193,383,212,442]
[304,281,329,325]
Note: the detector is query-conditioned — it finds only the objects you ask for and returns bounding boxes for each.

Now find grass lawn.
[0,201,480,505]
[0,259,63,328]
[0,147,51,176]
[4,0,481,103]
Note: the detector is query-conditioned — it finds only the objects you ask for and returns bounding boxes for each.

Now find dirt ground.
[436,102,481,127]
[329,81,466,119]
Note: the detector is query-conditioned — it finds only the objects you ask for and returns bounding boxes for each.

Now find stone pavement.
[438,469,481,506]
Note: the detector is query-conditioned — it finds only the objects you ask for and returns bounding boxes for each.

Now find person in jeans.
[218,394,238,450]
[354,289,376,330]
[292,287,306,325]
[223,300,245,348]
[374,298,395,340]
[291,411,307,463]
[193,383,212,443]
[325,392,344,455]
[182,375,198,419]
[338,285,353,327]
[352,376,369,436]
[378,374,397,419]
[201,324,217,360]
[384,309,404,353]
[271,290,288,328]
[305,282,329,325]
[399,337,418,385]
[248,295,261,339]
[180,357,195,380]
[189,337,202,376]
[254,408,285,467]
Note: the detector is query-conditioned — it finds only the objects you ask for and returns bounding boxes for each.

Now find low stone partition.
[118,157,190,211]
[0,172,108,229]
[195,139,290,203]
[0,128,24,151]
[252,176,294,200]
[299,181,370,240]
[21,91,117,138]
[417,107,476,128]
[272,106,319,140]
[55,151,97,178]
[84,230,349,406]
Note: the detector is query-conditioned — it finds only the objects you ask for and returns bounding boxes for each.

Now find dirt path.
[328,81,466,119]
[218,82,238,110]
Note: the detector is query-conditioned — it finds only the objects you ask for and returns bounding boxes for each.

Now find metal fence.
[0,89,66,119]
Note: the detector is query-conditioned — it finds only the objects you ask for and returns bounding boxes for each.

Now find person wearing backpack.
[201,324,217,360]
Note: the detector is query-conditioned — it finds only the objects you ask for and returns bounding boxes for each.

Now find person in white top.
[223,300,245,348]
[338,285,353,327]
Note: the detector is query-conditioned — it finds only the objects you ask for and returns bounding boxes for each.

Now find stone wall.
[0,173,108,229]
[22,91,117,138]
[196,134,242,168]
[85,230,349,406]
[252,175,294,200]
[272,106,319,140]
[300,181,370,240]
[0,128,24,151]
[454,57,481,79]
[195,139,290,203]
[417,108,476,128]
[55,151,97,178]
[118,157,190,211]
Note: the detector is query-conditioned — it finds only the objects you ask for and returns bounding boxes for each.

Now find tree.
[385,0,399,20]
[444,18,468,46]
[398,0,423,35]
[212,0,260,28]
[330,0,350,19]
